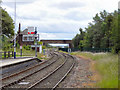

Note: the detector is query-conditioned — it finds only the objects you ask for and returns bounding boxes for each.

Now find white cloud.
[39,33,76,40]
[119,1,120,9]
[2,0,37,3]
[50,1,86,10]
[2,0,119,40]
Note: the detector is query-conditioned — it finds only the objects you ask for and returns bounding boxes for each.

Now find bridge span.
[40,40,73,48]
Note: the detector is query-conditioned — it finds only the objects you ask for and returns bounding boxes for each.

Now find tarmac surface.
[0,57,37,67]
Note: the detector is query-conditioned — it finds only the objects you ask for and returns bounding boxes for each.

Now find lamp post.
[14,0,16,59]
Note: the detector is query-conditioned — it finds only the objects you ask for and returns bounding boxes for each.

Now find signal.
[35,30,37,34]
[35,27,37,34]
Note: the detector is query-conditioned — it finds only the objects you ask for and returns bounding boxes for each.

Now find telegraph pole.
[14,0,16,59]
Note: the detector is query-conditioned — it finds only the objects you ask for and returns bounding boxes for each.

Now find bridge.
[40,40,73,48]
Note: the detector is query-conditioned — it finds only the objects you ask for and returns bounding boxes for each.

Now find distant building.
[16,23,35,46]
[13,23,40,52]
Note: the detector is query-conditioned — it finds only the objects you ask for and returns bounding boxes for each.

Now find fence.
[59,48,69,52]
[59,48,111,53]
[0,51,14,59]
[82,48,111,52]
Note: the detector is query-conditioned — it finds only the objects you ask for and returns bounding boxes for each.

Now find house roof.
[10,29,28,42]
[20,29,28,35]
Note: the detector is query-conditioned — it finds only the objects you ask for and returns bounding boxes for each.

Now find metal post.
[8,51,10,58]
[20,46,22,56]
[14,0,16,59]
[43,49,45,55]
[12,51,14,57]
[35,27,37,57]
[35,39,37,57]
[68,44,70,54]
[21,49,22,56]
[4,52,6,59]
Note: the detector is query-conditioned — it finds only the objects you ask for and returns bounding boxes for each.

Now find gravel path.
[58,56,96,88]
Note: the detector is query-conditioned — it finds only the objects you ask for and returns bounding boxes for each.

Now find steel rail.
[26,53,67,90]
[1,53,60,89]
[27,53,75,90]
[52,55,75,90]
[1,53,55,81]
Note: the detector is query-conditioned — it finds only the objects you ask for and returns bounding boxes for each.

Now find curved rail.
[2,52,75,89]
[1,52,59,89]
[26,53,67,89]
[26,53,75,89]
[1,57,52,81]
[52,54,75,90]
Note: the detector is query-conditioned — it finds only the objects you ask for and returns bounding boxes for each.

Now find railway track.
[1,53,54,79]
[1,50,54,78]
[1,52,59,89]
[26,53,75,89]
[1,59,41,79]
[1,52,75,89]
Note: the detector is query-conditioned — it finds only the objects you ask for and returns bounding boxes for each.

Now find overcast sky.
[1,0,119,41]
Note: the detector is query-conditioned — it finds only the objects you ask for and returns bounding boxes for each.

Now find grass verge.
[71,52,118,88]
[59,50,69,54]
[1,48,47,60]
[16,48,48,60]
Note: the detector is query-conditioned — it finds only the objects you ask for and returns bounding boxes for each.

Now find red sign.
[28,32,35,34]
[28,27,34,35]
[31,32,35,34]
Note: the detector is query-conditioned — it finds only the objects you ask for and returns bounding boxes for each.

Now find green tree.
[83,24,94,48]
[72,28,85,50]
[78,28,85,51]
[37,41,43,45]
[1,8,14,37]
[2,34,13,51]
[72,10,120,53]
[111,10,120,53]
[72,34,80,48]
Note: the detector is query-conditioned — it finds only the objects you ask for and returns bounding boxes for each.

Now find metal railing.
[0,51,14,59]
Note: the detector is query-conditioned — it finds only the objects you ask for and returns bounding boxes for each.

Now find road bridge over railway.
[40,40,73,48]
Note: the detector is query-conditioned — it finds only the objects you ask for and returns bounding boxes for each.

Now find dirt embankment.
[58,54,101,88]
[76,55,101,87]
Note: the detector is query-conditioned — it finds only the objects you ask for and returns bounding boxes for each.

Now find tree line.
[72,10,120,53]
[1,8,14,37]
[1,8,15,51]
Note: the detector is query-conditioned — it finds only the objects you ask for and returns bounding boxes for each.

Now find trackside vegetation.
[71,52,118,88]
[72,10,120,54]
[71,9,119,88]
[16,48,47,60]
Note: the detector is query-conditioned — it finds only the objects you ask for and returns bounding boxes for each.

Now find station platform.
[0,57,37,68]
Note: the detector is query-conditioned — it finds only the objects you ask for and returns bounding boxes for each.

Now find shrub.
[23,45,31,50]
[42,46,46,50]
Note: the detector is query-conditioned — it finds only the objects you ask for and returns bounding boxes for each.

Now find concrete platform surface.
[0,57,37,68]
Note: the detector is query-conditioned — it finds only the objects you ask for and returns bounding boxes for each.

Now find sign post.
[27,26,38,57]
[14,0,16,59]
[35,27,37,57]
[20,46,22,56]
[43,49,45,55]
